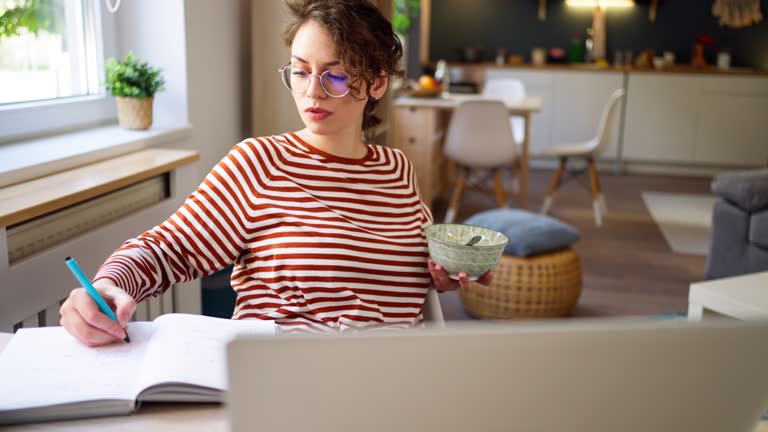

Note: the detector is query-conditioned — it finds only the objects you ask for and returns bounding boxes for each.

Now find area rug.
[641,192,716,256]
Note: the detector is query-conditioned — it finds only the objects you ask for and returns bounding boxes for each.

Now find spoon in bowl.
[465,235,482,246]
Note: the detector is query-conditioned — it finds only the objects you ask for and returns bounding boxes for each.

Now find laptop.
[226,318,768,432]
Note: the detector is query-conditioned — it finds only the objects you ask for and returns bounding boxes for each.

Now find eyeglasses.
[278,65,351,98]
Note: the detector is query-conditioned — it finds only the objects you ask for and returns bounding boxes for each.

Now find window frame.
[0,0,118,143]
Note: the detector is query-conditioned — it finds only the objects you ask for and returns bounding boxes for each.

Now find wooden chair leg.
[587,158,603,226]
[445,167,468,223]
[541,157,567,214]
[590,160,607,212]
[492,169,507,208]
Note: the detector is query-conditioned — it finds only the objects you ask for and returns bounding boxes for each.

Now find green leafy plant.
[392,0,419,35]
[0,0,64,39]
[104,52,165,99]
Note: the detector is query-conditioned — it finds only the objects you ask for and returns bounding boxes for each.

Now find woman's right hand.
[59,280,136,347]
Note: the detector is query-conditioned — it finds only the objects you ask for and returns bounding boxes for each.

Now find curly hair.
[282,0,404,139]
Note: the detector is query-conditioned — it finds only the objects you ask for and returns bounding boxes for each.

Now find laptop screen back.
[227,319,768,432]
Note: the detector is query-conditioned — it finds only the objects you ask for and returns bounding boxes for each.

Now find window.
[0,0,101,104]
[0,0,117,141]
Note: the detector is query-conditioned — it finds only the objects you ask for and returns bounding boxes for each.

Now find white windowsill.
[0,122,193,189]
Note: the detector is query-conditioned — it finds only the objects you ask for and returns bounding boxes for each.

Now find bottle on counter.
[613,50,624,66]
[495,48,506,66]
[434,59,449,91]
[568,33,585,64]
[531,47,547,66]
[624,50,633,66]
[663,51,675,66]
[717,49,731,69]
[434,59,447,83]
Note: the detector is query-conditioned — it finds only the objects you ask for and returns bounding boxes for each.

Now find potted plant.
[104,52,165,130]
[392,0,419,75]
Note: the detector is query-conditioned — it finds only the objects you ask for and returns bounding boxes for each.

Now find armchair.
[705,168,768,279]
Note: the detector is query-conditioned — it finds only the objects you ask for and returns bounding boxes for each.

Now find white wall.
[116,0,188,129]
[116,0,250,182]
[251,1,303,137]
[183,0,248,177]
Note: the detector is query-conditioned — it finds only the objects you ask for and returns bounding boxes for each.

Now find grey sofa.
[705,168,768,279]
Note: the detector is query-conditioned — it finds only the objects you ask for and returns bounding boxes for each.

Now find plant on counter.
[104,52,165,99]
[104,52,165,130]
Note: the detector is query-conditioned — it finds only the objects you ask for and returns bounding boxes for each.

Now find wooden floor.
[430,168,713,321]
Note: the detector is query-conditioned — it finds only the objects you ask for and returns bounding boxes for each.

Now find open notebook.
[0,313,275,425]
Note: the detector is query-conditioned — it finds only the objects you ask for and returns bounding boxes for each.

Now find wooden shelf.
[0,149,199,227]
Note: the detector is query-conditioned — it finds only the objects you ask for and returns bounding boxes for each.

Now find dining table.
[1,330,767,431]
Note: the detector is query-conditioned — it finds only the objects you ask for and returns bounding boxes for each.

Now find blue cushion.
[463,209,580,257]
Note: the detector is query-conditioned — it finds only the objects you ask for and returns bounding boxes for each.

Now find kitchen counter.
[450,62,768,77]
[442,66,768,175]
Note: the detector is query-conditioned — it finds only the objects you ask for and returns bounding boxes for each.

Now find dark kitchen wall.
[429,0,768,69]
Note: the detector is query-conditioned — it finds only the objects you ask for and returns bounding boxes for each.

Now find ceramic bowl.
[424,224,509,280]
[406,86,442,98]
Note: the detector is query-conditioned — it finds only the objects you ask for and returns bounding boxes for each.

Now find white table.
[688,271,768,320]
[2,331,767,431]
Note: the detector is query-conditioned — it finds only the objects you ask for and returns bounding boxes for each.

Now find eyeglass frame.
[278,64,352,98]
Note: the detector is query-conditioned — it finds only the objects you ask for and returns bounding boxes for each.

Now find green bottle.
[568,33,585,64]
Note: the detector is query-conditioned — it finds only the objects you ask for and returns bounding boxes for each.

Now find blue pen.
[65,257,130,343]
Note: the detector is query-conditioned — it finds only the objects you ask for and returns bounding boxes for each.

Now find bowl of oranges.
[404,75,442,98]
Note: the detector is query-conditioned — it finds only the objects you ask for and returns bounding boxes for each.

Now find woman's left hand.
[428,259,493,292]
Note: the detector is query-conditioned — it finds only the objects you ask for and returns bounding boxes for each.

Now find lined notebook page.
[0,323,155,411]
[135,314,275,394]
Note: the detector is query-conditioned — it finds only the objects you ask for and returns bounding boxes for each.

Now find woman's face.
[289,20,385,139]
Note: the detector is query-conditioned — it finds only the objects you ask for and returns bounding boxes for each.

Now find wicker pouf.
[460,247,582,319]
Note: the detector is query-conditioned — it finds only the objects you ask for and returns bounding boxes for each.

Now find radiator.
[1,151,207,333]
[6,174,173,330]
[7,174,169,266]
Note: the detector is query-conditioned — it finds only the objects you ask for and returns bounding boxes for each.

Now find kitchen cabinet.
[622,74,699,162]
[485,69,624,160]
[694,76,768,165]
[391,106,449,205]
[416,64,768,179]
[623,73,768,167]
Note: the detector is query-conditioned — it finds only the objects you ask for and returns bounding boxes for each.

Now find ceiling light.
[566,0,635,8]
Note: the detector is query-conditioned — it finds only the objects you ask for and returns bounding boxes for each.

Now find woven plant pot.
[116,96,153,130]
[460,247,582,319]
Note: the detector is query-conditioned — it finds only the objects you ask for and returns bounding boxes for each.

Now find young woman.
[60,0,492,345]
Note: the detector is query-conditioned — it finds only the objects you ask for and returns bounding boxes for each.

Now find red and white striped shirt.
[94,133,434,332]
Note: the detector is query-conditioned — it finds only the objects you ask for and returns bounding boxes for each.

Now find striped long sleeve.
[94,133,434,331]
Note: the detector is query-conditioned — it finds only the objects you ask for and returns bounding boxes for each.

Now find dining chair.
[423,289,445,327]
[482,78,526,148]
[443,100,519,223]
[539,88,625,227]
[482,78,526,195]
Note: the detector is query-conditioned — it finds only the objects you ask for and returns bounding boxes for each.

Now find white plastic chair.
[539,88,625,227]
[423,289,445,327]
[443,100,519,224]
[482,78,526,148]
